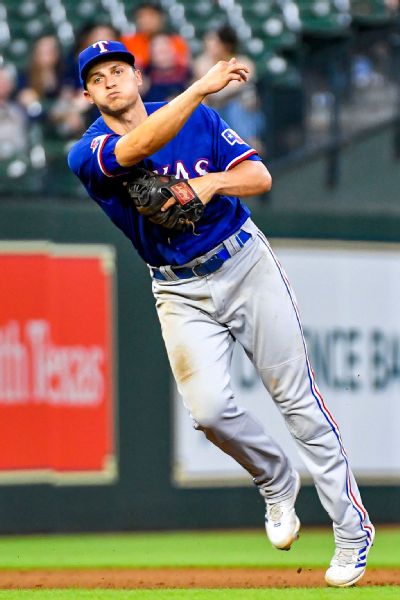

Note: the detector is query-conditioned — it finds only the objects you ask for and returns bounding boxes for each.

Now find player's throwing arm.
[115,59,250,167]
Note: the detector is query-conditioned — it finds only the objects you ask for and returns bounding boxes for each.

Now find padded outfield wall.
[0,122,399,533]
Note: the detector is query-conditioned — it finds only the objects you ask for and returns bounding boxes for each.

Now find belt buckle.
[192,263,206,277]
[193,254,225,277]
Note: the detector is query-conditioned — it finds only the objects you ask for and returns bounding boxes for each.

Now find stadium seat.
[350,0,396,26]
[296,0,351,37]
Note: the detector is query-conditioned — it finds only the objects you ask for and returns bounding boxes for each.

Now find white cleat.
[325,526,375,588]
[264,471,301,551]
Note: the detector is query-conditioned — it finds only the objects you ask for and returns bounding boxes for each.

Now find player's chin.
[102,99,130,116]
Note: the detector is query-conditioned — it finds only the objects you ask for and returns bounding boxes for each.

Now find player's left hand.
[123,168,205,231]
[161,174,218,212]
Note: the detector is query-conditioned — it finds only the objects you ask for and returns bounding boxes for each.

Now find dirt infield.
[0,568,398,589]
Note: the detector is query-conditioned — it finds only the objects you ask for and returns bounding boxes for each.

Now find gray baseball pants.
[151,218,373,548]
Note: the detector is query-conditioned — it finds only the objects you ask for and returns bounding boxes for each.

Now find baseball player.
[68,40,374,587]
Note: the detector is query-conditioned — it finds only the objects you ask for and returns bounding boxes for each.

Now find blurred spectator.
[121,1,190,70]
[17,35,64,119]
[142,33,191,102]
[193,25,265,154]
[82,22,120,47]
[386,0,400,12]
[0,65,28,160]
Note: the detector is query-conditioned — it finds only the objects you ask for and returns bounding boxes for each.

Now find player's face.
[84,60,143,116]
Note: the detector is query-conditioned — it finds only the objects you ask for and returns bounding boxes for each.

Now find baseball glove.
[123,167,204,231]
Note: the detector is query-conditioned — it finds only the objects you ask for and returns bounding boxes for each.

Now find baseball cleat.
[325,525,375,588]
[264,470,301,550]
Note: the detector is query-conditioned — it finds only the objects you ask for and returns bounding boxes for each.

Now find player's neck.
[101,101,148,135]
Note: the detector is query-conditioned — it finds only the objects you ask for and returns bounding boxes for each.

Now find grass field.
[1,528,399,569]
[0,591,399,600]
[0,527,398,599]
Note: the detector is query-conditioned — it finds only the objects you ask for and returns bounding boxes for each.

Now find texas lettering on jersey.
[154,159,210,178]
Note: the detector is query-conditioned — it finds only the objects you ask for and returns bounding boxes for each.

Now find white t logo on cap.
[92,41,109,53]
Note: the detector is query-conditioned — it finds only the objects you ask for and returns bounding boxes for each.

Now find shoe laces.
[331,547,359,567]
[269,504,283,522]
[267,498,293,523]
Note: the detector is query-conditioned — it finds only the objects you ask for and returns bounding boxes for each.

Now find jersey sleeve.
[88,133,131,177]
[68,133,131,183]
[204,105,262,171]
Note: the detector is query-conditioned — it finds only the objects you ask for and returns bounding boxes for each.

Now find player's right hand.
[194,58,249,97]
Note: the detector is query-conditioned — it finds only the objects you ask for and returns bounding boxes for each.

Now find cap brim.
[82,51,135,85]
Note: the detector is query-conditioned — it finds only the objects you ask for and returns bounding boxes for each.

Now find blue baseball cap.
[79,40,136,87]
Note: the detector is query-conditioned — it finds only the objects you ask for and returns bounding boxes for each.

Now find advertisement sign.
[173,240,400,486]
[0,243,116,484]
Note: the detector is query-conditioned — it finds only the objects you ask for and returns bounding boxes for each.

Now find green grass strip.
[0,529,398,569]
[0,588,398,600]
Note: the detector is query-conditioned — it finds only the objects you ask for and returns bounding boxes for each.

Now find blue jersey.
[68,102,261,267]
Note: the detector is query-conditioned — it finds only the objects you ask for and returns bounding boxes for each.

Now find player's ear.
[134,68,143,87]
[83,89,95,104]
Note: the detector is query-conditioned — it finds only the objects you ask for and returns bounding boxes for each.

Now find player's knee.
[181,383,226,428]
[190,404,223,428]
[284,411,332,441]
